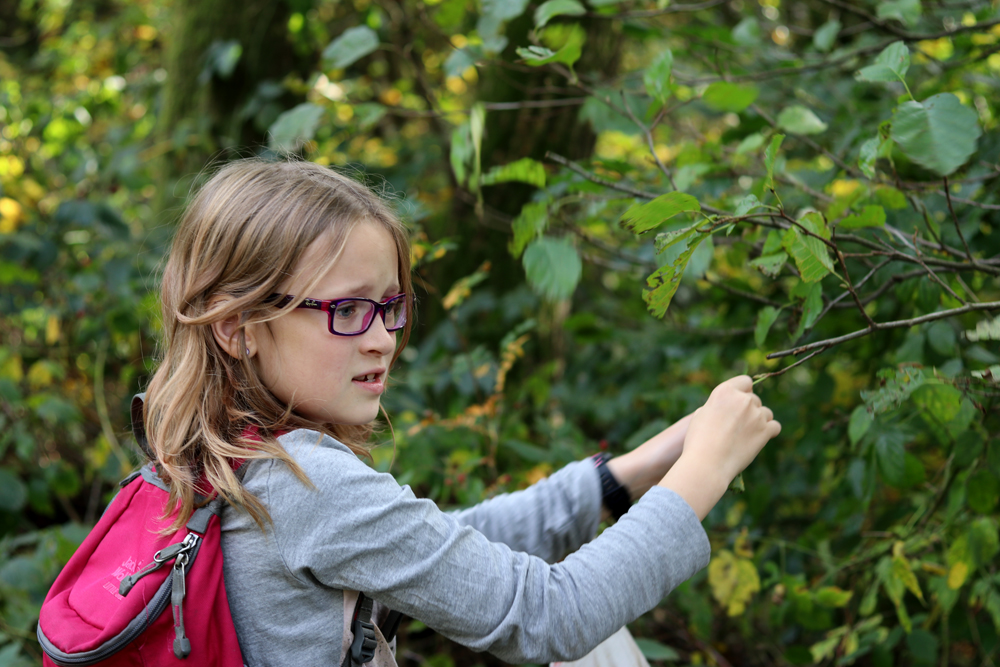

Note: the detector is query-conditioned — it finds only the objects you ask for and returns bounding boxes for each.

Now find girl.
[144,158,780,666]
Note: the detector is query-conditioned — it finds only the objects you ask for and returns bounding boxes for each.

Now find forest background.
[2,0,1000,665]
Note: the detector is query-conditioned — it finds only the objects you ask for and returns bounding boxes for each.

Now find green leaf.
[840,205,886,230]
[199,40,243,84]
[654,225,698,253]
[966,315,1000,342]
[644,232,712,318]
[799,210,830,240]
[781,227,834,282]
[735,132,765,155]
[815,586,853,608]
[813,19,841,52]
[848,405,873,446]
[322,25,379,69]
[450,124,472,186]
[534,0,585,29]
[967,469,999,514]
[702,82,759,113]
[892,93,982,177]
[509,201,549,258]
[859,137,879,179]
[620,192,701,234]
[877,0,922,28]
[777,105,828,135]
[799,282,824,332]
[750,252,786,278]
[862,367,925,414]
[761,229,783,255]
[643,48,674,105]
[0,467,26,512]
[732,17,761,45]
[634,638,681,661]
[764,134,784,191]
[267,103,325,152]
[856,41,910,83]
[927,321,956,356]
[522,236,582,301]
[735,193,762,216]
[517,24,585,68]
[755,306,780,348]
[875,427,907,486]
[481,157,546,188]
[911,383,976,441]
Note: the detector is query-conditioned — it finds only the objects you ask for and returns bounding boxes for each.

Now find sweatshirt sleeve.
[267,430,711,664]
[448,459,603,563]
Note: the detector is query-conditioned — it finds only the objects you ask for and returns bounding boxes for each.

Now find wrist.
[658,455,729,521]
[591,453,632,521]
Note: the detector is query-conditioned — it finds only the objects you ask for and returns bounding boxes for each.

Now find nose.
[361,312,397,357]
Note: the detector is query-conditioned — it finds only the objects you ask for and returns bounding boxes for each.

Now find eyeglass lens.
[332,298,407,334]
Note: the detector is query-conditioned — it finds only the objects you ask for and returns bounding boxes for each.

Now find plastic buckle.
[349,617,377,665]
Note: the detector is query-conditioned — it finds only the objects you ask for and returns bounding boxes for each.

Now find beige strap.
[341,591,398,667]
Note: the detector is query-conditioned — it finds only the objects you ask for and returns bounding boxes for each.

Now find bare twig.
[767,300,1000,359]
[943,176,978,265]
[590,0,727,19]
[545,152,658,200]
[754,345,832,383]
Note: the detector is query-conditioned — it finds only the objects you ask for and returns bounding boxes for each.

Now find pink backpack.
[36,461,245,667]
[36,394,388,667]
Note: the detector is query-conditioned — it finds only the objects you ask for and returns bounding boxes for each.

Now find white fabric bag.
[551,626,651,667]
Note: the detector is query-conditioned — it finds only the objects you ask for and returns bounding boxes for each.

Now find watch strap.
[591,453,631,520]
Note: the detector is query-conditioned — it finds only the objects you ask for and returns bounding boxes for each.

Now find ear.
[209,299,253,359]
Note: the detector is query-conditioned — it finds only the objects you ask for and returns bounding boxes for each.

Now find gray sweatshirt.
[220,429,711,666]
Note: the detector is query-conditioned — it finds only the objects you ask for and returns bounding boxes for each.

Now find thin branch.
[767,300,1000,360]
[754,345,832,383]
[545,152,657,200]
[590,0,727,19]
[943,176,978,265]
[618,90,679,191]
[705,277,784,308]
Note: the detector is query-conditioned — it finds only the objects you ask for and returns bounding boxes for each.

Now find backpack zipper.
[38,533,202,666]
[119,533,199,596]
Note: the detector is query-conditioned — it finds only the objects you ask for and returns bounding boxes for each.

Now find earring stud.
[245,347,250,355]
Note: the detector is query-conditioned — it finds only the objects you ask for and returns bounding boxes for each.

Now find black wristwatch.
[590,453,632,520]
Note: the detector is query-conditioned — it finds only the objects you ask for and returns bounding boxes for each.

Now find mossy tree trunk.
[153,0,297,217]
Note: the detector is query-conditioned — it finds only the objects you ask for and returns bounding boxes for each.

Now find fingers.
[726,374,753,392]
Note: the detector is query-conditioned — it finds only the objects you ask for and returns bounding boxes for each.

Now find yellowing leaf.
[46,314,60,345]
[948,562,969,590]
[891,554,925,603]
[0,353,24,381]
[27,361,54,389]
[0,197,24,234]
[708,549,761,616]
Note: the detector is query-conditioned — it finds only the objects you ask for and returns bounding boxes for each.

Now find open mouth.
[352,372,382,383]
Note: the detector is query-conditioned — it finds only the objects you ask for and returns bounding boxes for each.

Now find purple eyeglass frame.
[271,293,409,336]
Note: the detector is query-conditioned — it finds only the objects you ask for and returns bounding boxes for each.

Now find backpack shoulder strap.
[343,593,378,667]
[131,392,154,460]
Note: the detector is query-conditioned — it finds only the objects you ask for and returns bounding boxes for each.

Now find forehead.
[287,220,399,296]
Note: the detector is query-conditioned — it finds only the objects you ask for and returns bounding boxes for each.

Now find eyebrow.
[330,283,401,297]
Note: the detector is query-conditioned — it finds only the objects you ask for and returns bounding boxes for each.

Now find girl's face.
[252,221,400,425]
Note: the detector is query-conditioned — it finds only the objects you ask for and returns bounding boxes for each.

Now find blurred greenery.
[2,0,1000,665]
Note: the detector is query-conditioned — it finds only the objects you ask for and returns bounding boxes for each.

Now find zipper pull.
[119,534,197,596]
[172,553,191,659]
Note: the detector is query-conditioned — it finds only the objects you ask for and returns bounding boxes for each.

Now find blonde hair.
[145,158,413,532]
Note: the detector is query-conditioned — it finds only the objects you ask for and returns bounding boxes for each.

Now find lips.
[352,369,385,383]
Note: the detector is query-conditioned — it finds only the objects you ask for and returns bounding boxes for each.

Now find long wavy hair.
[144,159,413,532]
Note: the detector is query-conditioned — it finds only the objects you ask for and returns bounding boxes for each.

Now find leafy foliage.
[3,0,1000,665]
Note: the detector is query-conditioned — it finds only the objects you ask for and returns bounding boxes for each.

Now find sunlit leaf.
[781,227,834,282]
[813,19,841,52]
[643,232,712,317]
[708,549,761,616]
[750,252,786,278]
[509,201,549,258]
[643,48,674,105]
[839,205,886,230]
[702,82,759,113]
[620,192,701,234]
[764,134,784,191]
[855,41,910,83]
[755,306,780,348]
[322,26,379,69]
[534,0,585,29]
[268,103,325,152]
[777,105,828,135]
[481,157,546,188]
[522,236,582,301]
[892,93,982,176]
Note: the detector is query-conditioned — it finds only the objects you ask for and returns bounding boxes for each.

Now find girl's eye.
[335,303,357,318]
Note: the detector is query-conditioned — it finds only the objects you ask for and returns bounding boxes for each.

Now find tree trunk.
[153,0,296,216]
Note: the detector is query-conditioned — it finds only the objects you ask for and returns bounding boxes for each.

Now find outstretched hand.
[659,376,781,520]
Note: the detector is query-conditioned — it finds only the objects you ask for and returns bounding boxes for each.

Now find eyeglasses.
[271,293,409,336]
